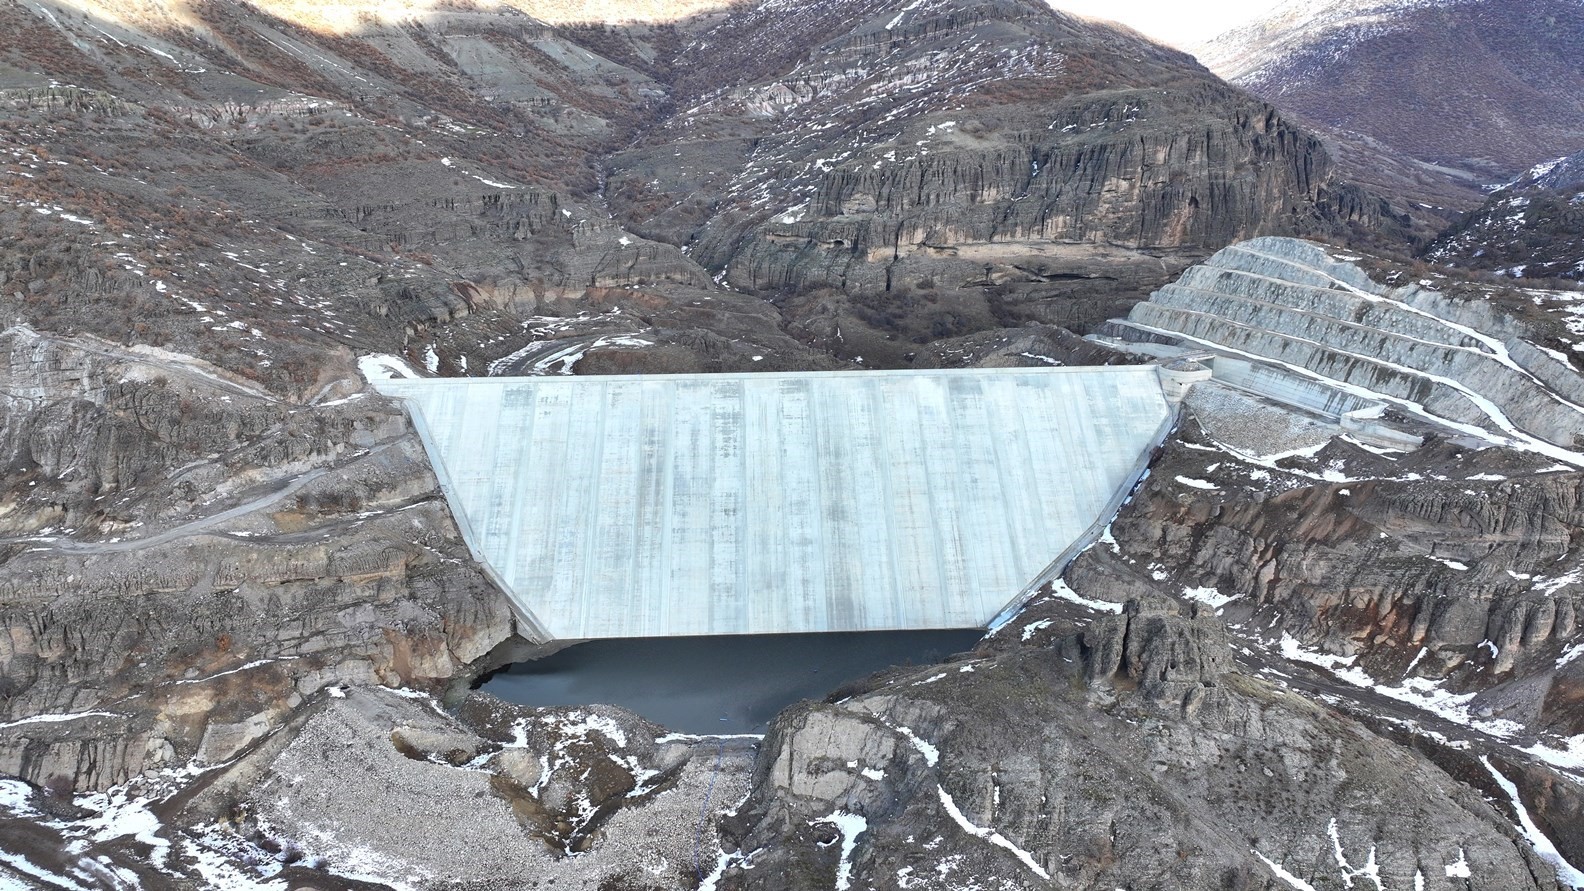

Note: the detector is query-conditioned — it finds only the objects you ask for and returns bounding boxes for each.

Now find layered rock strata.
[0,328,513,791]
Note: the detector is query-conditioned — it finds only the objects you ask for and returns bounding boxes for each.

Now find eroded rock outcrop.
[1075,406,1584,740]
[716,602,1557,890]
[1064,598,1231,715]
[0,331,514,792]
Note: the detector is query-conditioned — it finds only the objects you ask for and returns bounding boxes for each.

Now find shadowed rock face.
[1068,598,1232,712]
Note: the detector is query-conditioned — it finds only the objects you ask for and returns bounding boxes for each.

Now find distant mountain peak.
[1194,0,1584,184]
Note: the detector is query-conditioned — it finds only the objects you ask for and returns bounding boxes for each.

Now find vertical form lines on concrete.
[867,378,907,632]
[575,382,610,637]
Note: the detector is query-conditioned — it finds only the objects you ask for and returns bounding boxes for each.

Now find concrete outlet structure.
[375,367,1175,641]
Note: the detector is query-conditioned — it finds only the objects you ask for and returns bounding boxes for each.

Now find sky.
[1047,0,1284,47]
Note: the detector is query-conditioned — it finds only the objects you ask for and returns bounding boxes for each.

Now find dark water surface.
[480,630,983,734]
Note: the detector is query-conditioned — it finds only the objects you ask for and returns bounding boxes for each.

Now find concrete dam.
[375,367,1176,642]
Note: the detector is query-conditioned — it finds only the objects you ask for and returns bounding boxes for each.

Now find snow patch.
[894,726,940,767]
[1183,586,1238,609]
[0,780,37,814]
[1020,619,1053,641]
[1521,735,1584,774]
[814,811,867,890]
[935,786,1049,879]
[1560,642,1584,669]
[357,354,420,381]
[76,788,169,866]
[1255,850,1318,890]
[0,711,122,730]
[1327,818,1383,890]
[0,849,92,891]
[1048,578,1124,614]
[1481,757,1584,886]
[179,835,290,890]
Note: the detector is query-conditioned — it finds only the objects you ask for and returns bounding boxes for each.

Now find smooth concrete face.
[376,368,1173,640]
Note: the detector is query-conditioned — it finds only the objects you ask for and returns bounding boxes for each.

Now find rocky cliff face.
[0,0,765,390]
[603,0,1403,356]
[1082,424,1584,725]
[0,0,1409,390]
[1051,400,1584,885]
[712,600,1558,890]
[0,327,514,793]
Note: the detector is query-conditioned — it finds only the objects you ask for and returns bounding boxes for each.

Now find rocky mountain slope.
[0,0,1405,392]
[598,0,1405,361]
[0,0,1582,888]
[1195,0,1584,203]
[721,600,1564,890]
[1428,150,1584,282]
[1076,239,1584,889]
[0,325,515,793]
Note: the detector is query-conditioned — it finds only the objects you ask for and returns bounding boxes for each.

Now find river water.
[479,630,983,734]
